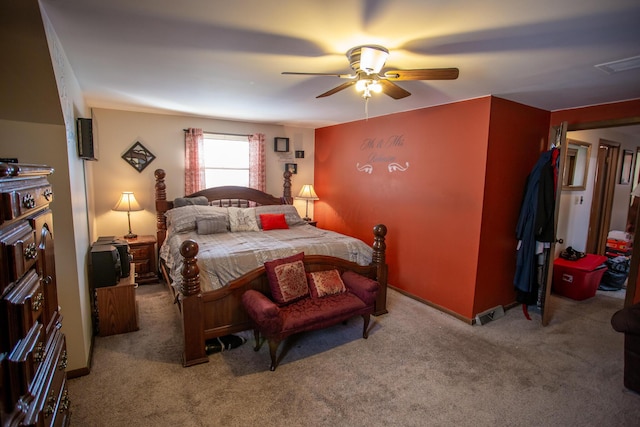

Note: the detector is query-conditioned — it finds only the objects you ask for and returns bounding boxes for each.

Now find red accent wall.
[315,96,550,320]
[474,98,550,314]
[550,99,640,127]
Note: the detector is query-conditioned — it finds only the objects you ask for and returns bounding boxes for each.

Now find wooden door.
[586,142,619,255]
[541,122,567,326]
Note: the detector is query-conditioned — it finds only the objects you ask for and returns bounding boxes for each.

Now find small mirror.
[562,139,591,191]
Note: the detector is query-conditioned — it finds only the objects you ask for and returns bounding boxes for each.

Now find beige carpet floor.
[67,284,640,426]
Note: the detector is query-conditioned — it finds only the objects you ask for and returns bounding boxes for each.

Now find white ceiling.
[40,0,640,131]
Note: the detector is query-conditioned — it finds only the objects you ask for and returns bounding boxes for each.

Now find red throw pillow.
[260,213,289,230]
[307,269,346,298]
[264,252,308,305]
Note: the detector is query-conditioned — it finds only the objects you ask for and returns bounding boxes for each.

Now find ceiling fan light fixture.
[359,45,389,74]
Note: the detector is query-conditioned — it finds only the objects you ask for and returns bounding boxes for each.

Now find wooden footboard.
[176,226,387,367]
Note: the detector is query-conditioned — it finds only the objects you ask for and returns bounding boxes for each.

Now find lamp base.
[124,232,138,240]
[302,217,312,221]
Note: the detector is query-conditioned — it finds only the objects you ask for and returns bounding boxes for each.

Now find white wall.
[89,108,315,239]
[556,127,640,255]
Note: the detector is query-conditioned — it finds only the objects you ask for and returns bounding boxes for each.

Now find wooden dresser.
[0,163,70,426]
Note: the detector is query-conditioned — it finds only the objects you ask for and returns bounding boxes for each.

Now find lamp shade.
[296,184,319,200]
[113,192,142,212]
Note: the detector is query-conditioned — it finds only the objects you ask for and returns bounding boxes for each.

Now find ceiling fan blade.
[379,80,411,99]
[384,68,459,81]
[282,72,355,79]
[316,81,357,98]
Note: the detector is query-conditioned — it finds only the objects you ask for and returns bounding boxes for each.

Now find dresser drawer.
[130,244,151,260]
[3,270,44,349]
[0,177,53,224]
[20,329,68,427]
[7,322,45,407]
[1,221,37,284]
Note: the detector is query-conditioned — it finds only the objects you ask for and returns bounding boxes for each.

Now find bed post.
[154,168,168,249]
[283,170,293,204]
[372,224,388,315]
[179,240,208,367]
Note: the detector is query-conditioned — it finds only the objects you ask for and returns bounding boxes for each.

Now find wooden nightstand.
[95,265,139,336]
[126,235,158,284]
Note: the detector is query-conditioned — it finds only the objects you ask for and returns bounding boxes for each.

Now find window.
[203,133,249,187]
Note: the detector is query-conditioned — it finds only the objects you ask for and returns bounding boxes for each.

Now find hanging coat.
[514,148,557,304]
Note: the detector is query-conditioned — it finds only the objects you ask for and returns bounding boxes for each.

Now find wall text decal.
[356,134,409,174]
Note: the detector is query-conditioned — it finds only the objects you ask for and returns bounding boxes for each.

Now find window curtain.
[248,133,266,192]
[184,128,205,194]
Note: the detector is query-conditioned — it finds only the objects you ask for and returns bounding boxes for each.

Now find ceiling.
[40,0,640,132]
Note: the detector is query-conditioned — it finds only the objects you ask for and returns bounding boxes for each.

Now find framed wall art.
[620,150,633,185]
[274,137,289,152]
[122,141,156,173]
[285,163,297,174]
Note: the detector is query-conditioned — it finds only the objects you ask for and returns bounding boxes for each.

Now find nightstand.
[305,220,318,227]
[126,235,159,284]
[95,265,139,336]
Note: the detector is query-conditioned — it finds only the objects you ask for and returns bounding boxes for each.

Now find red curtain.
[184,128,204,194]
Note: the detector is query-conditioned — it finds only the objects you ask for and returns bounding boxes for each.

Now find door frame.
[585,141,619,255]
[543,118,640,325]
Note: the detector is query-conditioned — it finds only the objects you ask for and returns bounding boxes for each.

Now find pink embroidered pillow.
[260,213,289,230]
[264,253,308,305]
[307,269,346,298]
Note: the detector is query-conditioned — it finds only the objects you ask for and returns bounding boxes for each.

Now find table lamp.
[113,191,143,239]
[295,184,319,221]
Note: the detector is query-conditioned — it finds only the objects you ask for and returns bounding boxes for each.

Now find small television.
[90,244,121,288]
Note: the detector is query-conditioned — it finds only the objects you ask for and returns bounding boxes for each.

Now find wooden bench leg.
[268,339,281,371]
[362,314,370,339]
[253,329,261,351]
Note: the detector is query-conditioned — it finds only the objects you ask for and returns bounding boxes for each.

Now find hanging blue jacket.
[514,149,557,303]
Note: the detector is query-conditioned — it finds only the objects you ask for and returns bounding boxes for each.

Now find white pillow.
[165,205,228,233]
[228,207,260,232]
[255,205,307,227]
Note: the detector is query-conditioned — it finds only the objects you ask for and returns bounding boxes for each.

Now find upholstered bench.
[241,252,379,371]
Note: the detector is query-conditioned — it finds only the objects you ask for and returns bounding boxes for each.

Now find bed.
[154,168,388,366]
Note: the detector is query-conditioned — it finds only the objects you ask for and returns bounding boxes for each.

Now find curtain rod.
[183,129,250,137]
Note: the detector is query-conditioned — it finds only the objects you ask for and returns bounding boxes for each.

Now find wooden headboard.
[154,168,293,248]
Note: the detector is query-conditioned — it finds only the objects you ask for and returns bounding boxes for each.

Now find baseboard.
[66,332,95,379]
[388,285,474,324]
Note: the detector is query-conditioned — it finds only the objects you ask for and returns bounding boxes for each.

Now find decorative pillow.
[165,205,228,233]
[264,252,308,305]
[228,207,259,232]
[173,196,209,208]
[196,215,228,235]
[255,205,307,227]
[307,269,346,298]
[259,214,289,231]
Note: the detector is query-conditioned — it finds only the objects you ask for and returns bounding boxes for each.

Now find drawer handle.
[59,389,70,413]
[58,349,68,370]
[32,292,44,312]
[44,390,57,418]
[43,188,53,201]
[24,242,37,260]
[33,341,45,363]
[22,193,36,209]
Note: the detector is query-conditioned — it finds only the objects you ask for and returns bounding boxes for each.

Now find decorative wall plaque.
[122,141,156,172]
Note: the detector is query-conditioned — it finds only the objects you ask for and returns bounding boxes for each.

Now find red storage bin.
[553,254,608,301]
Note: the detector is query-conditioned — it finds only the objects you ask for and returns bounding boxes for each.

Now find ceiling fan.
[282,45,459,99]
